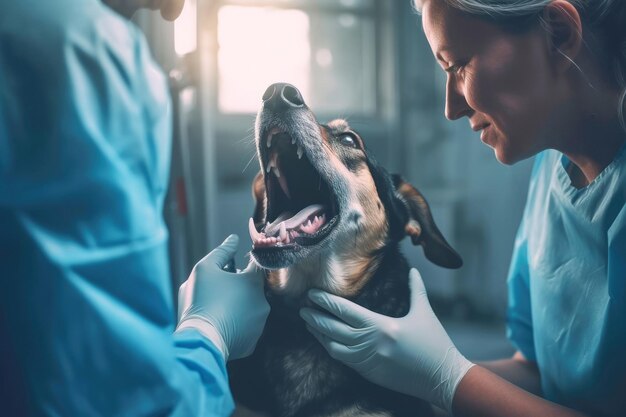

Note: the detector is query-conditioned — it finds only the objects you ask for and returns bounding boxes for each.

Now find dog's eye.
[338,133,359,149]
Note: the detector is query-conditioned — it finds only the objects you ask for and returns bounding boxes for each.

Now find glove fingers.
[204,234,240,269]
[300,308,360,345]
[242,259,257,273]
[307,290,373,328]
[306,324,365,364]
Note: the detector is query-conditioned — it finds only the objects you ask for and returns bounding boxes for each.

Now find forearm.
[173,329,235,415]
[478,352,542,396]
[452,366,589,417]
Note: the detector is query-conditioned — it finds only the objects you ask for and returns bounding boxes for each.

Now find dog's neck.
[265,241,412,319]
[265,247,383,300]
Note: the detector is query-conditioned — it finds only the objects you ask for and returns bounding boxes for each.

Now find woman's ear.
[542,0,583,74]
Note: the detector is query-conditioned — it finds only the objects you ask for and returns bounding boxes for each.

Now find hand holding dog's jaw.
[301,268,475,413]
[176,235,270,361]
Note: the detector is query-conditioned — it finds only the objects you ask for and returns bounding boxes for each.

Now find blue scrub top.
[0,1,234,416]
[507,147,626,416]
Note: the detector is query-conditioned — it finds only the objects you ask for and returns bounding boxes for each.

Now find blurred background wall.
[133,0,534,357]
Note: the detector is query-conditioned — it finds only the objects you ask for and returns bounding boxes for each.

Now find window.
[216,0,378,115]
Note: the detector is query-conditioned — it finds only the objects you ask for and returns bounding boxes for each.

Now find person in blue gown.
[300,1,626,416]
[0,1,269,416]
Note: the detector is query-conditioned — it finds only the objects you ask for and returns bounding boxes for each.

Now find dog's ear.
[252,171,266,227]
[390,174,462,269]
[366,158,462,268]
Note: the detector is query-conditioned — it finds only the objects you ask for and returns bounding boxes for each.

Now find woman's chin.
[493,146,517,166]
[494,145,534,166]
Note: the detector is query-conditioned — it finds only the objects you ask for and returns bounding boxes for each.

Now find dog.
[228,83,463,417]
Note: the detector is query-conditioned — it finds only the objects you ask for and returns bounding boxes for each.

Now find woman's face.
[421,1,561,164]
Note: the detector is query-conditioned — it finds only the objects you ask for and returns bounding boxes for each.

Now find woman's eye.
[339,134,358,148]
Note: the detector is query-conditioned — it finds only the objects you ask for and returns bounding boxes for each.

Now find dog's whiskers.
[237,132,256,145]
[242,151,259,174]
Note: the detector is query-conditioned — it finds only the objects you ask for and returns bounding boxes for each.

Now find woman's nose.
[444,76,471,121]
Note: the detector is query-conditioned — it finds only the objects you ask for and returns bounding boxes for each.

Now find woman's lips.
[480,125,491,144]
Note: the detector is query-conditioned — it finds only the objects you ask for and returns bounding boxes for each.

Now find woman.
[300,1,626,416]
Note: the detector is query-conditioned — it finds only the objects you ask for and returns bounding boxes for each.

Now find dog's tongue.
[265,204,325,236]
[249,204,328,247]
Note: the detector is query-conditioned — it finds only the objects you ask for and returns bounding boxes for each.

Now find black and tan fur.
[229,83,462,417]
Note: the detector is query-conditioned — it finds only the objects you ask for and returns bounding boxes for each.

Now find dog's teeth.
[279,223,287,241]
[291,137,296,145]
[274,166,281,178]
[297,146,304,159]
[249,217,262,242]
[266,154,277,174]
[267,134,273,148]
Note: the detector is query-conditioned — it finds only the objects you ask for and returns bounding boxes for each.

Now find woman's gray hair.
[414,0,626,132]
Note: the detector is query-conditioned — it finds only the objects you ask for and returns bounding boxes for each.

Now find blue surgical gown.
[0,1,234,416]
[507,147,626,416]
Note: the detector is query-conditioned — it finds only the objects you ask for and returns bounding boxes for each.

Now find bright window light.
[217,6,310,113]
[175,0,197,56]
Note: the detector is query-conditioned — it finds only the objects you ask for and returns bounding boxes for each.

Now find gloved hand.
[176,234,269,361]
[299,268,474,413]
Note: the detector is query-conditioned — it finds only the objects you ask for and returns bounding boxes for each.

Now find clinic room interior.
[142,0,530,362]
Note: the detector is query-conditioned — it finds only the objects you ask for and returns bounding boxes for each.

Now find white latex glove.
[299,268,474,413]
[176,234,269,361]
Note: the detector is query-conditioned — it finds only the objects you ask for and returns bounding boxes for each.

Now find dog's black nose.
[262,83,304,110]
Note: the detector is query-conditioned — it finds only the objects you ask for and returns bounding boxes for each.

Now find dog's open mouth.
[249,128,339,252]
